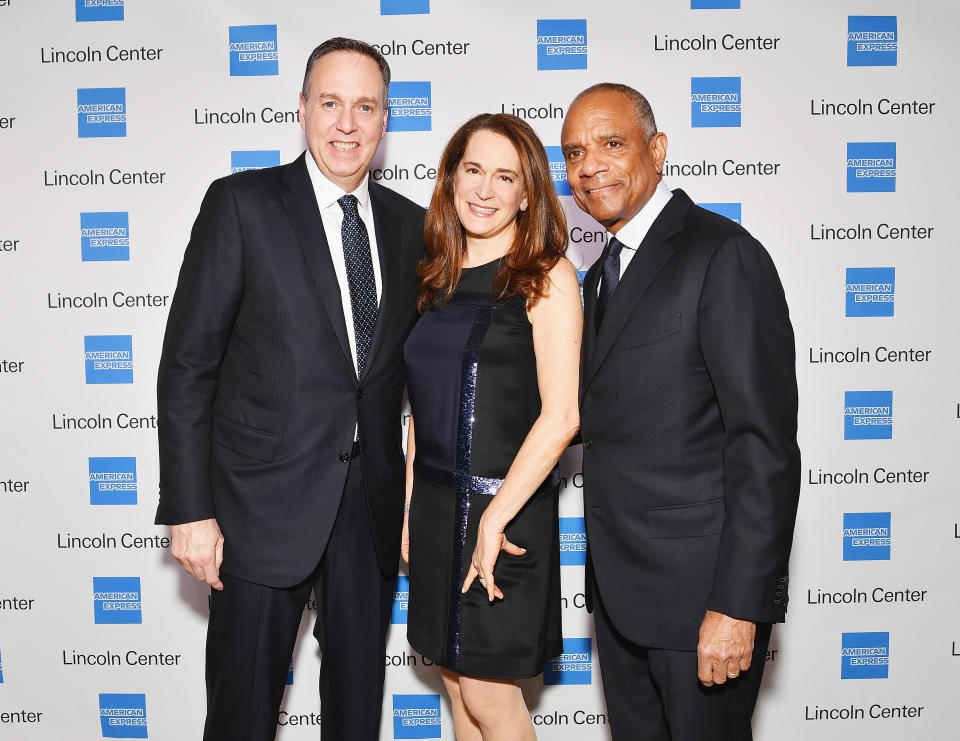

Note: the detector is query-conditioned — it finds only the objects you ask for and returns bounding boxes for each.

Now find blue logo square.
[841,632,889,679]
[85,335,134,385]
[392,575,410,624]
[286,659,294,685]
[848,16,897,67]
[845,267,894,317]
[0,647,4,684]
[381,0,429,14]
[81,212,130,262]
[229,25,279,76]
[537,20,588,71]
[89,457,138,505]
[847,142,896,193]
[691,77,741,128]
[692,0,739,7]
[231,150,281,174]
[698,202,741,224]
[843,513,891,561]
[78,88,126,138]
[99,693,147,738]
[844,391,893,440]
[93,577,142,624]
[559,517,586,566]
[544,146,571,196]
[393,694,441,739]
[544,637,592,685]
[388,82,432,132]
[76,0,124,22]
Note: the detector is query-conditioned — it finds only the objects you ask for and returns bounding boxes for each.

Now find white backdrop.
[1,0,958,739]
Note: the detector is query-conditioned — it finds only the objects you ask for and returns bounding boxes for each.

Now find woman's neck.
[463,228,515,268]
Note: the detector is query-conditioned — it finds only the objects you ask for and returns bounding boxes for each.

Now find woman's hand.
[402,414,415,566]
[461,515,525,602]
[400,507,411,564]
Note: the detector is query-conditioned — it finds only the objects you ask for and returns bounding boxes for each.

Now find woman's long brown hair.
[417,113,568,312]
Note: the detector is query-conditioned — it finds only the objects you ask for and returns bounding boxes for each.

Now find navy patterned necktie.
[596,236,625,328]
[338,194,378,376]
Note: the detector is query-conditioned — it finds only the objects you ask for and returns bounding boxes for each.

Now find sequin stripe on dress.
[445,302,495,672]
[413,461,503,497]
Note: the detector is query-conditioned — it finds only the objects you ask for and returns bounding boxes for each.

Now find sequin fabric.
[444,303,495,670]
[338,193,378,376]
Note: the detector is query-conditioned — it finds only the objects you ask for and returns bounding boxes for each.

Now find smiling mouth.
[468,203,497,216]
[331,142,359,152]
[585,184,618,194]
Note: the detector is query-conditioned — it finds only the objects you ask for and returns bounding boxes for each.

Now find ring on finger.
[478,577,487,586]
[727,671,739,678]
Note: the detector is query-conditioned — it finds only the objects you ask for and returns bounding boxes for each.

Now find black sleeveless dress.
[403,259,562,679]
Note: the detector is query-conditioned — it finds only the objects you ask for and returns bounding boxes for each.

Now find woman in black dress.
[401,113,582,740]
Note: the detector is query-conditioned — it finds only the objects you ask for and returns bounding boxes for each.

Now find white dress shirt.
[304,150,383,376]
[602,179,674,289]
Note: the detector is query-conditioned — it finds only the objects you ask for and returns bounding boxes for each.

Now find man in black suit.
[155,38,424,740]
[562,83,800,740]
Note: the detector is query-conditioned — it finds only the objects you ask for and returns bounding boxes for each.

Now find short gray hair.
[569,83,658,142]
[301,37,391,106]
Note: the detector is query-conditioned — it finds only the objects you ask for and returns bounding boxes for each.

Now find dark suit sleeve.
[155,179,244,525]
[697,234,800,623]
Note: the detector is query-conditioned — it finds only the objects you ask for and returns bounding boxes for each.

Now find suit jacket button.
[339,452,350,463]
[583,439,593,449]
[356,389,363,399]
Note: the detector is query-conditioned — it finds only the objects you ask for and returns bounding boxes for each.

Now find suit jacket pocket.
[212,412,280,462]
[620,311,681,349]
[648,497,724,539]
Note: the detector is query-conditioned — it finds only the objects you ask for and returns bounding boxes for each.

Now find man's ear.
[650,131,668,173]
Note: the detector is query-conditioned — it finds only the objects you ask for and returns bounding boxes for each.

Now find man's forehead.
[563,105,638,143]
[308,52,383,91]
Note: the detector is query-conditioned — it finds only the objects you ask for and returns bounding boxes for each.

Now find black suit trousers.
[203,455,394,741]
[594,580,771,741]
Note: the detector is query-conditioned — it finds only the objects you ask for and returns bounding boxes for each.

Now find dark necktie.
[338,194,378,376]
[596,236,625,328]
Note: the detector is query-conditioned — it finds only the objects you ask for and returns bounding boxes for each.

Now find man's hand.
[170,518,224,591]
[697,610,756,686]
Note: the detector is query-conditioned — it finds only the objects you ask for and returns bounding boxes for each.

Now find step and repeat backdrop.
[1,0,958,738]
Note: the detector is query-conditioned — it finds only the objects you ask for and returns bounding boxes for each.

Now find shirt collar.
[303,149,371,212]
[608,180,673,250]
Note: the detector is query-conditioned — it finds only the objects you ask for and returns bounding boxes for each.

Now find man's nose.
[336,107,358,133]
[578,149,605,178]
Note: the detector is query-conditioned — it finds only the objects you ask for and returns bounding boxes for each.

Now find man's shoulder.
[369,181,426,219]
[210,160,291,197]
[683,201,752,245]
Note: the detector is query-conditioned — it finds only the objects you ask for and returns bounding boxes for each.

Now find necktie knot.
[607,236,625,258]
[338,193,359,215]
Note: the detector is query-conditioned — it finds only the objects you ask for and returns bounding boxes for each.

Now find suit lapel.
[278,154,352,371]
[583,190,691,391]
[362,183,401,381]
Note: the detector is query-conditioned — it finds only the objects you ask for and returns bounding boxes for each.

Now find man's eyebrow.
[314,92,380,107]
[564,130,630,150]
